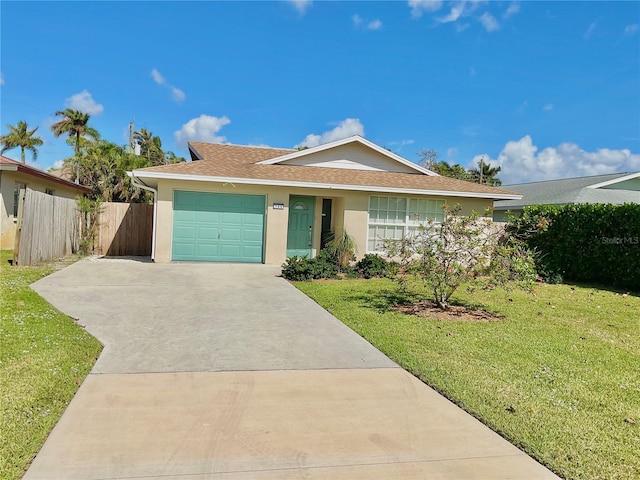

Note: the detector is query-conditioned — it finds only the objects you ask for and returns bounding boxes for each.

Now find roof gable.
[257,136,437,176]
[587,172,640,191]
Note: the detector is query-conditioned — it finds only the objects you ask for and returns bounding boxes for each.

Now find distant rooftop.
[494,172,640,210]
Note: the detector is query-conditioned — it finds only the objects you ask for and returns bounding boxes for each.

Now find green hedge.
[510,203,640,291]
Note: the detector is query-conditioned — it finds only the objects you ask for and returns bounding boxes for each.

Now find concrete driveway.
[25,258,559,480]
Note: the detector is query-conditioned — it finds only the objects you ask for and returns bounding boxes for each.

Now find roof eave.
[130,170,521,200]
[1,163,92,193]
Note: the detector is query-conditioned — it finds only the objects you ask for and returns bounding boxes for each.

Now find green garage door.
[172,191,265,263]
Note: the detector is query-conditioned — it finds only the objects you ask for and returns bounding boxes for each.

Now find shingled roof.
[131,138,520,200]
[494,172,640,210]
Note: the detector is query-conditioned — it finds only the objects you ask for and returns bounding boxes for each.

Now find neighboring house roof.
[132,136,520,200]
[0,156,92,194]
[494,172,640,211]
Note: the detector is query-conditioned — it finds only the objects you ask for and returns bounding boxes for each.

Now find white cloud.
[0,72,4,86]
[447,147,458,159]
[288,0,312,14]
[584,21,597,39]
[52,160,64,169]
[408,0,443,19]
[471,135,640,184]
[624,24,639,35]
[172,87,186,103]
[151,68,186,104]
[367,19,383,30]
[435,1,486,24]
[388,139,415,152]
[503,2,520,19]
[353,14,382,31]
[543,103,554,111]
[174,114,231,148]
[469,66,477,77]
[295,118,365,148]
[437,3,465,23]
[151,68,165,85]
[479,12,499,32]
[65,90,104,115]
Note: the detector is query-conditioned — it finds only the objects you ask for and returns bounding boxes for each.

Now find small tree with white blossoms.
[384,204,536,310]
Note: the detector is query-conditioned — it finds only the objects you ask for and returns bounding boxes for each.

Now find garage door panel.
[199,194,222,209]
[218,244,241,258]
[197,210,220,223]
[196,244,218,258]
[242,227,263,242]
[220,227,241,241]
[198,226,219,241]
[173,243,196,256]
[243,213,264,226]
[173,225,196,240]
[172,191,265,263]
[174,190,198,208]
[220,211,242,224]
[241,245,263,258]
[174,209,197,222]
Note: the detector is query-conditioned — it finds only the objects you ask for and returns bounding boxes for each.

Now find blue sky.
[1,1,638,184]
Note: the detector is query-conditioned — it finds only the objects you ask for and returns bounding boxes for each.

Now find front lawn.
[295,279,640,480]
[0,251,102,480]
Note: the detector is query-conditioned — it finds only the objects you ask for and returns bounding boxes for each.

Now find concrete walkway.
[25,258,560,480]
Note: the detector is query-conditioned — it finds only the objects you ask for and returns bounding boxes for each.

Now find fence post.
[12,185,26,266]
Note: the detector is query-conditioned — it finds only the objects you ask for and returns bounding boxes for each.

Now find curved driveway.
[25,258,559,480]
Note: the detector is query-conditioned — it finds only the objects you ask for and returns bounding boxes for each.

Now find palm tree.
[51,109,100,182]
[133,128,164,165]
[470,158,502,186]
[0,121,44,163]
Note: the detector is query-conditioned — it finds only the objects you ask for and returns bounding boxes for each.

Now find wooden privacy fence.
[96,202,153,256]
[15,188,80,266]
[13,191,153,265]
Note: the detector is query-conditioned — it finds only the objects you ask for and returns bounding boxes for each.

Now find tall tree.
[470,158,502,186]
[133,127,185,165]
[133,128,164,165]
[69,140,153,203]
[51,109,100,182]
[0,121,44,163]
[418,149,502,185]
[418,149,439,170]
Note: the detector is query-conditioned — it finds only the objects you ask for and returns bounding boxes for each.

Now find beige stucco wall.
[282,142,418,173]
[0,170,83,250]
[153,179,494,265]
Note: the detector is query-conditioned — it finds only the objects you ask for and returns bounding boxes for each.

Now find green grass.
[295,278,640,480]
[0,251,102,480]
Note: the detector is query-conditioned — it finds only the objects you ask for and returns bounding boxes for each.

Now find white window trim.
[367,195,445,253]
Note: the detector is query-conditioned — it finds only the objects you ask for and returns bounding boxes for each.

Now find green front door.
[172,191,265,263]
[286,196,315,258]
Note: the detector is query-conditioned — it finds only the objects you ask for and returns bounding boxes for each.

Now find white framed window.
[367,195,445,252]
